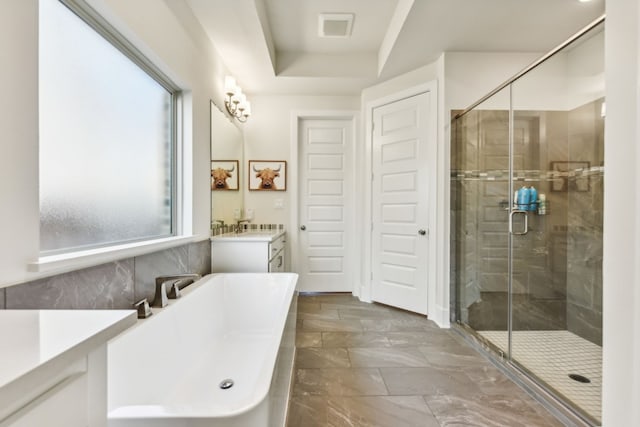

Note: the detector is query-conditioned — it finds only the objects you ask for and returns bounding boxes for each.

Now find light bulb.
[224,76,236,95]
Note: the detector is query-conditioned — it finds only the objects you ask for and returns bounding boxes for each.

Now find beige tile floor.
[287,294,564,427]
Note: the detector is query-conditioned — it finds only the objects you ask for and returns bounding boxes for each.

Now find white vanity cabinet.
[0,310,136,427]
[211,230,286,273]
[268,233,286,272]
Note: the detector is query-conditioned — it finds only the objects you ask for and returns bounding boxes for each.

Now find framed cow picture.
[248,160,287,191]
[550,161,590,192]
[211,160,239,191]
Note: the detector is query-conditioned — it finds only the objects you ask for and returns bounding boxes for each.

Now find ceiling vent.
[318,13,354,38]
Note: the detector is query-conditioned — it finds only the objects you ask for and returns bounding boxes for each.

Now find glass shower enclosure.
[451,19,604,425]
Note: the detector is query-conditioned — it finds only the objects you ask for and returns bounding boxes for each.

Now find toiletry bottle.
[538,193,547,215]
[529,186,538,212]
[517,186,530,210]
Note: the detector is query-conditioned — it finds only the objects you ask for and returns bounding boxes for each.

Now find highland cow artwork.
[211,160,239,191]
[249,160,287,191]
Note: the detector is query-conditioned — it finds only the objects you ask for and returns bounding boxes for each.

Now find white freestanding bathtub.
[107,273,298,427]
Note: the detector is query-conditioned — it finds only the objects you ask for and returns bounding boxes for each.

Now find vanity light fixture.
[224,76,251,123]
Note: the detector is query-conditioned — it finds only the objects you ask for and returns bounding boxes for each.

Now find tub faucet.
[134,298,152,319]
[152,273,201,308]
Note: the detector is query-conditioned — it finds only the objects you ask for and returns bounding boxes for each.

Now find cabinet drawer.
[269,249,285,272]
[269,234,286,259]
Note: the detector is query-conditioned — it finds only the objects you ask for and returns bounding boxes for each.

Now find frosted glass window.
[39,0,176,253]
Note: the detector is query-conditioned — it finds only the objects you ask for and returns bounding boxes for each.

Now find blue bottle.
[517,186,530,210]
[529,186,538,212]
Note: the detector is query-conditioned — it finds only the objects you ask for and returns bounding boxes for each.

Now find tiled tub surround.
[289,294,563,427]
[2,240,211,310]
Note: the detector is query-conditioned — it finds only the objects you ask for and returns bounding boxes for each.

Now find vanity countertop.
[210,229,285,242]
[0,309,136,393]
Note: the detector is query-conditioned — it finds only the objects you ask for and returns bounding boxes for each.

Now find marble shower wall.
[2,240,211,310]
[566,100,604,346]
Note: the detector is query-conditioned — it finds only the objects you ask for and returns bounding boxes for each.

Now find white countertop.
[210,229,285,242]
[0,310,136,391]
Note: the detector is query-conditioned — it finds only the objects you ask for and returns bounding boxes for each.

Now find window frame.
[33,0,189,270]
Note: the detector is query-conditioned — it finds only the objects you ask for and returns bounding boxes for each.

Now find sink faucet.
[152,273,201,308]
[236,219,250,233]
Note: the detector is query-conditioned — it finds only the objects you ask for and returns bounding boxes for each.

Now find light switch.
[274,199,284,209]
[246,209,254,219]
[233,208,242,219]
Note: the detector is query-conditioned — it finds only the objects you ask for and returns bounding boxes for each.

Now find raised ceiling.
[185,0,605,95]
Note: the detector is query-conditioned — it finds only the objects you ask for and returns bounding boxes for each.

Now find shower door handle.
[509,210,528,235]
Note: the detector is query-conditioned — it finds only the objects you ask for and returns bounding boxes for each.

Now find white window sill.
[28,235,198,275]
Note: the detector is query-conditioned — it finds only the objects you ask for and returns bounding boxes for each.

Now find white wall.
[566,28,605,110]
[602,0,640,425]
[242,95,360,228]
[445,35,605,113]
[361,63,439,103]
[444,52,542,111]
[0,0,40,288]
[0,0,231,287]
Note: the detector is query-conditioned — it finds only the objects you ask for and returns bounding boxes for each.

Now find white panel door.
[372,92,431,314]
[298,118,353,292]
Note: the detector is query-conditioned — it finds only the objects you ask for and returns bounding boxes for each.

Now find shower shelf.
[452,167,603,182]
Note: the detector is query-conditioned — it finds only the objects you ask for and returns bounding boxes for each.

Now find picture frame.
[550,161,590,192]
[211,160,239,191]
[248,160,287,191]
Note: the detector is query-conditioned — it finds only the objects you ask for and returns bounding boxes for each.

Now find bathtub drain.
[219,379,234,390]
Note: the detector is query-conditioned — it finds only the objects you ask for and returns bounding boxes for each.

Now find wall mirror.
[210,100,243,228]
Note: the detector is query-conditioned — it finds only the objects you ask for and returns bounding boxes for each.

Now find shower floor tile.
[478,329,602,422]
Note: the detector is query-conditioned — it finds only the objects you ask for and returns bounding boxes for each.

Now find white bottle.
[537,193,547,215]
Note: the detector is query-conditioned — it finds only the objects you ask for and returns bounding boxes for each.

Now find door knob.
[300,225,306,231]
[418,229,426,236]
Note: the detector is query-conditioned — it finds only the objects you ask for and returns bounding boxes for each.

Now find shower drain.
[219,379,234,390]
[568,373,591,384]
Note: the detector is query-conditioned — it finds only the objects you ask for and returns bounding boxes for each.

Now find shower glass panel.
[451,88,511,356]
[510,23,604,423]
[452,21,604,425]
